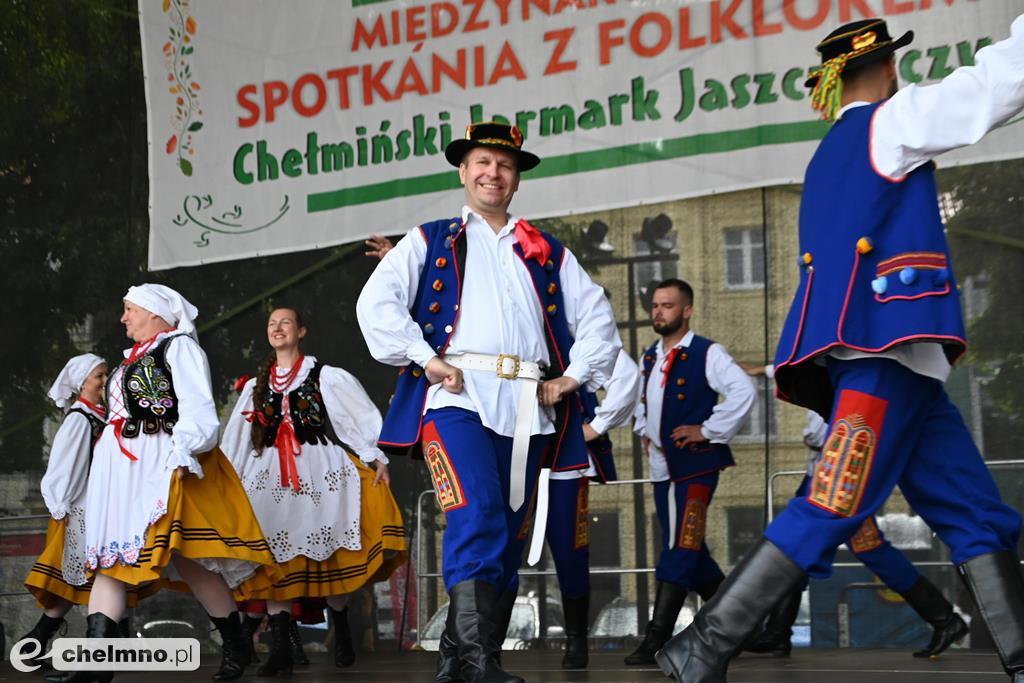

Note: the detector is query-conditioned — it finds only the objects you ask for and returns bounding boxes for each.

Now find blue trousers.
[422,408,547,591]
[795,477,919,593]
[767,357,1021,578]
[546,477,590,599]
[652,473,726,590]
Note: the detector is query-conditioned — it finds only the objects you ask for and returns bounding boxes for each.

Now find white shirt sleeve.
[356,227,437,369]
[701,343,757,444]
[803,410,829,451]
[220,378,259,480]
[872,14,1024,179]
[165,336,220,477]
[319,365,389,465]
[41,412,92,520]
[588,350,642,435]
[558,247,621,391]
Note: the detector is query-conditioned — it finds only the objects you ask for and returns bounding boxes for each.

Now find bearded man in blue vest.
[624,278,755,666]
[357,122,620,683]
[656,15,1024,683]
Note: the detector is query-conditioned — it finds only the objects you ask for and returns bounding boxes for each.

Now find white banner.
[140,0,1024,270]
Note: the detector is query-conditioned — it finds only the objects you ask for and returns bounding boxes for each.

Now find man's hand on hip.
[539,376,580,406]
[670,424,707,448]
[425,357,464,393]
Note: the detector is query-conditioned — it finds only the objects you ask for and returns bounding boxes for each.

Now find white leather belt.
[445,352,543,512]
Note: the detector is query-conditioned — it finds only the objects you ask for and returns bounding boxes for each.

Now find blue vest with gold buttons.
[641,335,734,482]
[773,101,967,417]
[377,216,588,472]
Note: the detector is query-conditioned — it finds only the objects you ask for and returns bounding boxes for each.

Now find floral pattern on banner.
[84,498,168,570]
[163,0,202,177]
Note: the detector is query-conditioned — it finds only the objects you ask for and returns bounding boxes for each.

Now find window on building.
[724,227,765,290]
[734,376,776,441]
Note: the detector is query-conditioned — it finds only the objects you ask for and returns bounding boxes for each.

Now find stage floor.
[0,649,1008,682]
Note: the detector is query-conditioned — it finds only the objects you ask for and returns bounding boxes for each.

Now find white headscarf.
[124,284,199,339]
[47,353,106,409]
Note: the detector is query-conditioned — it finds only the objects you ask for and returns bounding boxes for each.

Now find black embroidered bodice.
[254,362,342,448]
[110,333,184,438]
[67,407,106,459]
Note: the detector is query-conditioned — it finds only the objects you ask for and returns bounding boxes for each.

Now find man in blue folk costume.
[357,122,620,683]
[656,14,1024,683]
[624,278,755,667]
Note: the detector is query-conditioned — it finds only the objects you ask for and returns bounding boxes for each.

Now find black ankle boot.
[329,606,355,668]
[44,612,119,683]
[256,611,292,677]
[561,593,589,670]
[624,581,688,665]
[958,551,1024,680]
[900,576,968,658]
[448,581,524,683]
[435,624,465,683]
[287,619,309,666]
[19,613,65,669]
[743,586,803,657]
[211,612,252,681]
[243,615,263,664]
[655,539,806,683]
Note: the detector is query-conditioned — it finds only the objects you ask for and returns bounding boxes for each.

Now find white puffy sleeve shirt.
[319,365,389,465]
[587,349,642,436]
[221,378,260,480]
[163,334,221,476]
[41,405,95,520]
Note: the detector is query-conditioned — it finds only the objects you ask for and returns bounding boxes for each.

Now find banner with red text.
[140,0,1024,269]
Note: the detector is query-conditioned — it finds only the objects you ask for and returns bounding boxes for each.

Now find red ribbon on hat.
[514,219,551,266]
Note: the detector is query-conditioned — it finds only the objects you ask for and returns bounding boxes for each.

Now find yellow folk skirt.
[234,456,407,601]
[97,448,278,593]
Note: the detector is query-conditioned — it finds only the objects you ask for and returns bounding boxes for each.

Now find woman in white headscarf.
[222,306,407,675]
[18,354,108,665]
[54,284,277,683]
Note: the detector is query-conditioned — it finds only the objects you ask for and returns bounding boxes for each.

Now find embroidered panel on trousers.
[678,484,711,550]
[421,421,467,513]
[573,479,589,550]
[809,389,888,517]
[849,516,883,553]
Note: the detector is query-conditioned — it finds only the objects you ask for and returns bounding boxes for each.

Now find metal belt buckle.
[496,353,521,379]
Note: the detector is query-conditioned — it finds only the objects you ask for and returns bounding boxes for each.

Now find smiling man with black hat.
[357,122,620,683]
[655,13,1024,683]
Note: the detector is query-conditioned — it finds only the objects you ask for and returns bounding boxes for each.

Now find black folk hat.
[806,18,913,120]
[444,121,541,172]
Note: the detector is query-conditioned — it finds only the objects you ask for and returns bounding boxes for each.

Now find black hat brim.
[444,139,541,172]
[804,30,913,88]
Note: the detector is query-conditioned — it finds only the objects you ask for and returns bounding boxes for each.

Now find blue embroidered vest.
[641,335,734,482]
[112,333,184,438]
[254,362,343,448]
[773,101,966,417]
[579,389,616,483]
[377,216,588,471]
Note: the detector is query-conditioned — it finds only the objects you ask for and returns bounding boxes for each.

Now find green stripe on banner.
[352,0,393,6]
[306,119,830,214]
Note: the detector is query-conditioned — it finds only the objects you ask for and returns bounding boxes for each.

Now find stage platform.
[0,649,1008,682]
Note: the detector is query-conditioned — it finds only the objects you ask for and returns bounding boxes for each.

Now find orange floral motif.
[163,0,202,177]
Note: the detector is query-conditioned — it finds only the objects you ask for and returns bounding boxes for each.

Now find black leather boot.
[256,611,292,677]
[743,586,802,657]
[448,581,524,683]
[695,574,724,603]
[959,551,1024,681]
[329,606,355,668]
[900,576,968,658]
[435,625,465,683]
[243,615,263,664]
[491,588,516,667]
[624,581,688,665]
[116,617,131,639]
[19,613,65,669]
[655,539,806,683]
[211,612,252,681]
[44,612,118,683]
[287,619,309,665]
[561,593,589,670]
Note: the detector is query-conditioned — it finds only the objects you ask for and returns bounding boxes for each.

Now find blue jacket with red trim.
[376,216,589,472]
[773,101,966,417]
[641,335,735,482]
